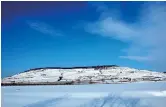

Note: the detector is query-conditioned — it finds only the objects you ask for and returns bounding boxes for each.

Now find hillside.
[2,65,166,85]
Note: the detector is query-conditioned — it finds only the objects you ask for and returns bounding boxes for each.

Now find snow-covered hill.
[2,66,166,85]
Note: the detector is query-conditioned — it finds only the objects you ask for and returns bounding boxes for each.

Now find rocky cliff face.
[2,66,166,85]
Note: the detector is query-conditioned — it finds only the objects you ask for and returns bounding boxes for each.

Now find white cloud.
[27,21,63,37]
[119,56,151,62]
[85,2,166,71]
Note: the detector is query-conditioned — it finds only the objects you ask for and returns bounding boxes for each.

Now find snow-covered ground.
[2,81,166,107]
[2,67,166,84]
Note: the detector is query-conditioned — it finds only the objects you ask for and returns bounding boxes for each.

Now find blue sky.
[2,1,166,77]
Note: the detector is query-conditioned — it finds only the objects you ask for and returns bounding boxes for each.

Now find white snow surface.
[2,82,166,107]
[2,67,166,83]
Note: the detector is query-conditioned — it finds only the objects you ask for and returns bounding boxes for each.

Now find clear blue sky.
[2,1,166,77]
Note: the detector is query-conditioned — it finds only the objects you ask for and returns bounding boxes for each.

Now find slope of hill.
[2,65,166,85]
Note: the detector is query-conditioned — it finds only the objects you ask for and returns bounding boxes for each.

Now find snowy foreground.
[2,66,166,85]
[2,82,166,107]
